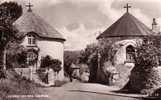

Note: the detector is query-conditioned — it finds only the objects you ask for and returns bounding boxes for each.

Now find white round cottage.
[14,7,66,80]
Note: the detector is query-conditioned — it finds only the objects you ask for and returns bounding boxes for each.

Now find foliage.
[6,44,39,68]
[0,2,22,48]
[128,36,161,95]
[51,59,62,73]
[40,55,51,68]
[78,44,98,82]
[40,55,62,73]
[66,40,112,77]
[78,41,113,82]
[6,50,27,68]
[135,36,161,69]
[79,43,98,64]
[0,2,22,70]
[5,41,26,68]
[98,39,114,64]
[27,49,38,65]
[64,51,80,76]
[79,40,113,66]
[0,70,41,99]
[17,51,27,66]
[0,2,22,24]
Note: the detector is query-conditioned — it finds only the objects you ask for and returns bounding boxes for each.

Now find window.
[126,45,135,63]
[28,35,36,46]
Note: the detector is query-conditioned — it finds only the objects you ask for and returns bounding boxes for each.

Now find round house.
[14,7,66,80]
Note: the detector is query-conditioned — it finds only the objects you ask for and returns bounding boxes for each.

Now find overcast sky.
[2,0,161,50]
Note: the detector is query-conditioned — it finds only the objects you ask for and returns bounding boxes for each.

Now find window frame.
[27,34,36,46]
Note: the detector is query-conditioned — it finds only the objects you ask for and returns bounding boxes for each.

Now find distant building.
[70,63,90,82]
[13,2,66,81]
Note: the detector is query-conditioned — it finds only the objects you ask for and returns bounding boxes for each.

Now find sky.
[1,0,161,50]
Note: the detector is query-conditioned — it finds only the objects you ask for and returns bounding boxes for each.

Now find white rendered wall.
[21,36,65,80]
[37,40,64,80]
[21,36,29,47]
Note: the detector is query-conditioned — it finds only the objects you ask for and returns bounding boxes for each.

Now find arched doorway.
[126,45,135,63]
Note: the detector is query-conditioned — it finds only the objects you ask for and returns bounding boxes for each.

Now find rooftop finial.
[152,18,157,25]
[124,3,131,13]
[26,0,33,12]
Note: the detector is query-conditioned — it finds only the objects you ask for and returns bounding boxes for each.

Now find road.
[40,82,145,100]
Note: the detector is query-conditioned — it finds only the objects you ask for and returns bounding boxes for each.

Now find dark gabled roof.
[97,12,153,39]
[14,10,66,41]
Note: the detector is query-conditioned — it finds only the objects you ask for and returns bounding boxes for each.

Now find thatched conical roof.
[97,12,153,39]
[14,9,65,41]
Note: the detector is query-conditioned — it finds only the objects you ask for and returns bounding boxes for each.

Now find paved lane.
[42,83,145,100]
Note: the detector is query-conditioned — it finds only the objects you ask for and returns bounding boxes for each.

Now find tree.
[7,47,27,69]
[79,41,113,83]
[0,2,22,46]
[51,59,62,73]
[40,56,62,80]
[135,37,160,69]
[6,40,32,69]
[0,2,22,24]
[79,43,98,64]
[64,51,80,77]
[0,2,22,70]
[40,55,62,73]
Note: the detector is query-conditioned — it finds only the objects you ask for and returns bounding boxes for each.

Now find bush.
[40,55,62,73]
[51,59,62,73]
[7,46,38,69]
[128,37,161,95]
[36,68,48,83]
[135,39,160,69]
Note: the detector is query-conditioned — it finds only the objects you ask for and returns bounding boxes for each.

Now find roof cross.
[124,3,131,13]
[26,0,33,12]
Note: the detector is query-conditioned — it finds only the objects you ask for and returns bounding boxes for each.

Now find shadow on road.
[68,90,159,100]
[68,90,143,99]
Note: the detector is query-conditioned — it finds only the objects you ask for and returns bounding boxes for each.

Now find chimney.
[152,18,160,34]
